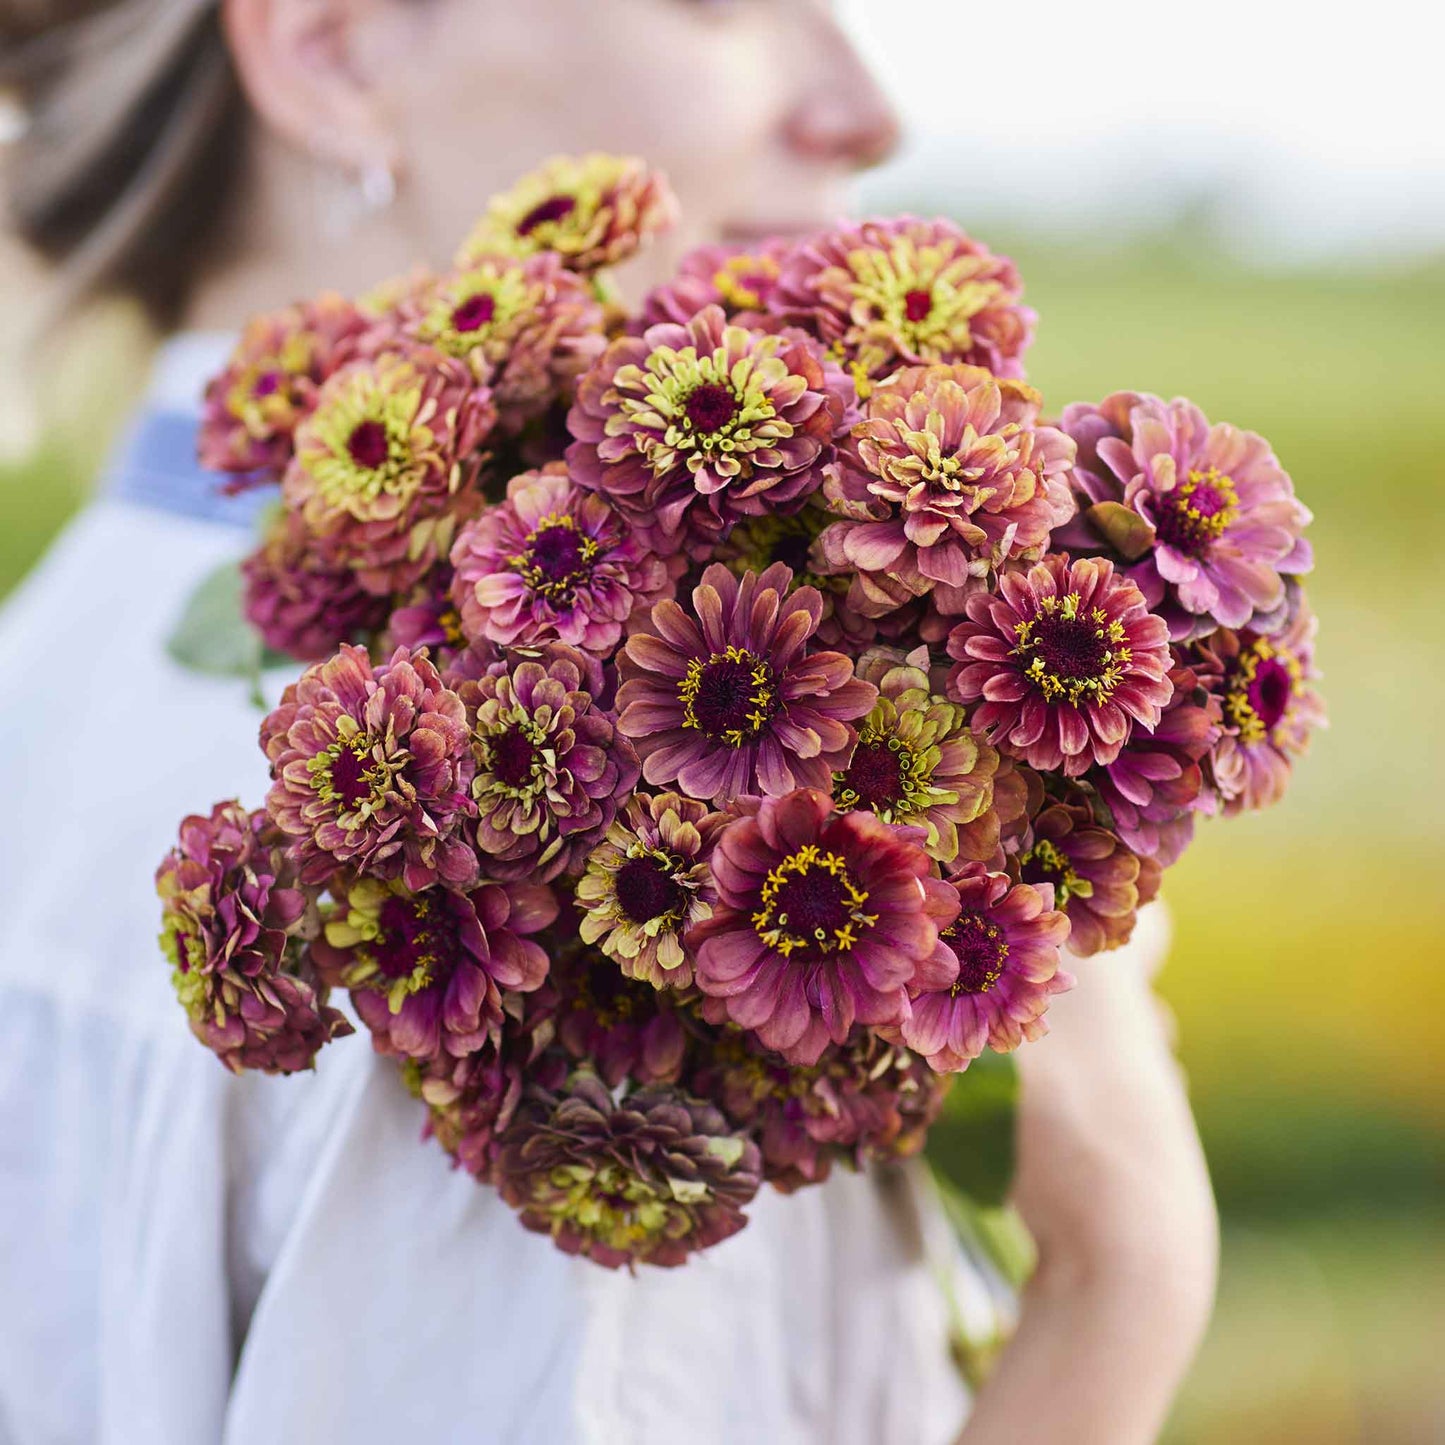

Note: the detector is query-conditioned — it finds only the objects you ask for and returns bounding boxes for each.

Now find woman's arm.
[959,909,1219,1444]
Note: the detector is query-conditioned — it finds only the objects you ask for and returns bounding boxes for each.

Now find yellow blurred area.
[2,238,1442,1443]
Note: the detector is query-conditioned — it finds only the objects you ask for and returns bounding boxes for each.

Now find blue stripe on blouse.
[104,409,276,532]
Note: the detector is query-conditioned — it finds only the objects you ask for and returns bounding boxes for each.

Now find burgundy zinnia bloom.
[262,644,477,890]
[199,293,375,488]
[242,510,390,662]
[768,217,1034,384]
[449,464,675,655]
[311,875,556,1060]
[688,1027,946,1192]
[947,555,1174,776]
[1089,660,1223,866]
[616,563,876,802]
[687,788,955,1066]
[1058,391,1313,640]
[449,642,638,881]
[157,801,351,1073]
[817,364,1076,616]
[567,306,848,554]
[1017,801,1161,956]
[898,862,1072,1071]
[497,1070,761,1270]
[1192,587,1326,814]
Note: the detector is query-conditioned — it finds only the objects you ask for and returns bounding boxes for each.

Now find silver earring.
[358,161,397,214]
[320,157,397,240]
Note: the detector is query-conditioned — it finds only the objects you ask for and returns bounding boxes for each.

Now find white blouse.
[0,336,990,1444]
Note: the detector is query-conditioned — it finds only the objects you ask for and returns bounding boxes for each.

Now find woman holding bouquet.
[0,0,1216,1440]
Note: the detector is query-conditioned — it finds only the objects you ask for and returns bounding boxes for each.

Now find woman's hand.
[959,905,1219,1445]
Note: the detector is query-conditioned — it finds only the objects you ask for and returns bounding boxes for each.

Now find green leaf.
[924,1049,1020,1208]
[1085,500,1155,560]
[166,559,265,700]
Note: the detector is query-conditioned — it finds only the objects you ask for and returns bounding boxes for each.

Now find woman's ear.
[221,0,400,174]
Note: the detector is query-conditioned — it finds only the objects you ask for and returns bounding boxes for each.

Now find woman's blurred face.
[359,0,901,287]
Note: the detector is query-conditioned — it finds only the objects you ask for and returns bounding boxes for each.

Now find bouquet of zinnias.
[158,155,1324,1269]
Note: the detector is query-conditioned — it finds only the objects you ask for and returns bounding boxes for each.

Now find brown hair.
[0,0,245,323]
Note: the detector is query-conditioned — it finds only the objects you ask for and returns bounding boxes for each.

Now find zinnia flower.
[199,293,374,487]
[383,566,468,665]
[496,1070,761,1269]
[310,875,556,1060]
[1192,587,1326,814]
[394,252,605,430]
[834,646,1000,864]
[1017,800,1161,956]
[638,238,792,328]
[946,555,1174,776]
[688,1027,946,1192]
[817,364,1076,615]
[568,306,848,554]
[549,947,690,1087]
[687,788,955,1066]
[1058,391,1313,639]
[262,643,477,890]
[449,463,674,655]
[897,862,1072,1071]
[769,217,1034,384]
[616,564,876,801]
[457,154,678,273]
[449,642,638,881]
[284,348,495,595]
[157,801,351,1073]
[1089,659,1222,867]
[241,510,390,662]
[575,790,726,989]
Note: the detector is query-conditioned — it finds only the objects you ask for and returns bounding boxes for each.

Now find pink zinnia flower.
[946,555,1174,776]
[687,788,955,1066]
[157,802,351,1073]
[898,862,1072,1071]
[284,347,495,595]
[817,364,1077,616]
[311,875,556,1060]
[567,306,848,554]
[241,511,390,662]
[638,238,792,329]
[262,644,477,890]
[769,217,1034,384]
[1017,800,1161,956]
[616,564,876,802]
[199,293,375,488]
[449,464,675,655]
[1192,587,1326,814]
[1058,391,1313,640]
[456,154,679,274]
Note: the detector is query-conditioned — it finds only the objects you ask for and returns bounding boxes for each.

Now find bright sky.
[841,0,1445,260]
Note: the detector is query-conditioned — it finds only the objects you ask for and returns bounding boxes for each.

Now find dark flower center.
[521,519,596,600]
[840,740,905,811]
[491,727,540,788]
[346,419,390,470]
[1016,594,1128,707]
[944,911,1009,995]
[1246,655,1292,734]
[451,292,497,333]
[1020,837,1085,908]
[573,955,639,1024]
[754,848,876,957]
[615,855,686,924]
[328,741,375,807]
[1153,467,1239,558]
[903,288,934,323]
[684,382,741,434]
[517,194,576,235]
[372,894,456,984]
[253,369,283,398]
[680,647,776,746]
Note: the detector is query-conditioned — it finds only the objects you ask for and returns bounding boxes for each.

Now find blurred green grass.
[3,245,1442,1441]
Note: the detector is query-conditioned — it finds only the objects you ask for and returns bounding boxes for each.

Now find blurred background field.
[4,235,1441,1443]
